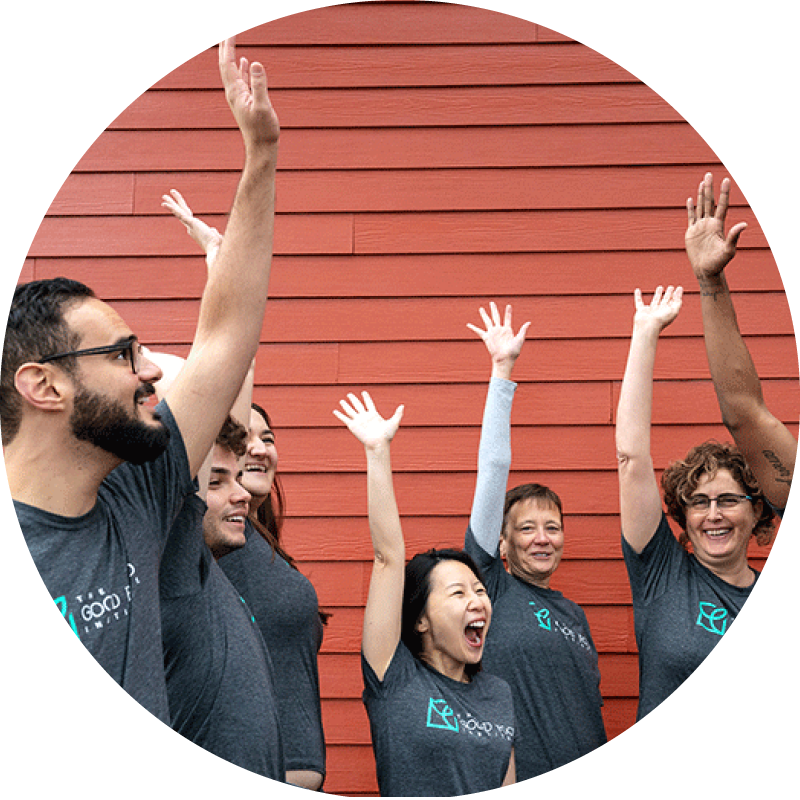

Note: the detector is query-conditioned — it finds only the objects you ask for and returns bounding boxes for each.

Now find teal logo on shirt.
[426,699,459,731]
[54,595,79,638]
[528,601,552,630]
[696,601,728,636]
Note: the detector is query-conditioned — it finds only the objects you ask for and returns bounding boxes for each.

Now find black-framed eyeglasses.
[685,493,753,512]
[38,336,142,374]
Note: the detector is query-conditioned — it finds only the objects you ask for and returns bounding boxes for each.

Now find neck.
[420,648,468,684]
[5,427,120,517]
[696,552,755,588]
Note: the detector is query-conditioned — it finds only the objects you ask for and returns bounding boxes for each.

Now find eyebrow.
[210,467,235,478]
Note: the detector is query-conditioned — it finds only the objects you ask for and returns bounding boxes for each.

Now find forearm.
[616,323,665,550]
[696,272,766,426]
[470,377,516,553]
[616,323,659,463]
[365,444,406,567]
[194,149,277,355]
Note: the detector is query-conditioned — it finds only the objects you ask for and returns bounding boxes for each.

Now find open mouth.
[223,514,247,529]
[464,620,486,648]
[244,464,268,473]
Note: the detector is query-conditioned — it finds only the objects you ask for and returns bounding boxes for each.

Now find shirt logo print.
[529,601,552,630]
[426,698,459,731]
[696,601,729,636]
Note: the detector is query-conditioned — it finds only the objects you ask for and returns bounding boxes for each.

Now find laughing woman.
[616,285,776,719]
[335,391,516,796]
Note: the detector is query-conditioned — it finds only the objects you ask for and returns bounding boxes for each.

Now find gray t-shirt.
[160,495,284,780]
[362,642,515,797]
[15,400,193,723]
[466,377,606,778]
[466,526,606,779]
[622,513,759,719]
[219,520,325,778]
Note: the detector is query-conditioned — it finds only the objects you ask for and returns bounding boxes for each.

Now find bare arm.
[466,303,529,553]
[334,391,405,680]
[502,749,516,787]
[686,173,796,507]
[616,286,683,553]
[164,37,279,478]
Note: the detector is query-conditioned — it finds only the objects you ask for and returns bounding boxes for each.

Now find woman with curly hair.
[615,285,775,720]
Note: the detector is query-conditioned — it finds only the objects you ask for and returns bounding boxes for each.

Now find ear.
[499,535,508,560]
[415,613,430,635]
[14,363,73,411]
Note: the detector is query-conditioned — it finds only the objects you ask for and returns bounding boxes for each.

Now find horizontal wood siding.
[21,2,796,796]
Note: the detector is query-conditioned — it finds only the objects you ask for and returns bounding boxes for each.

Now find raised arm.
[686,173,796,508]
[163,37,279,478]
[616,286,683,552]
[334,391,405,680]
[466,302,530,554]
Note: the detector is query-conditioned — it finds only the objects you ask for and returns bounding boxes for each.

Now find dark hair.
[661,440,775,548]
[503,483,563,535]
[249,403,291,563]
[215,415,248,459]
[1,278,96,445]
[401,548,487,679]
[249,403,331,625]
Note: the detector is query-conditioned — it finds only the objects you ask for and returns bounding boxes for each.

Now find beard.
[69,383,170,465]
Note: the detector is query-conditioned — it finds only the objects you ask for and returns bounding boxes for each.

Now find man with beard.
[0,37,279,724]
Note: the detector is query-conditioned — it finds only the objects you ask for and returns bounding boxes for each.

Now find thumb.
[727,221,747,251]
[248,61,269,105]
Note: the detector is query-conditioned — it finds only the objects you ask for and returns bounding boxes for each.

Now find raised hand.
[685,173,747,280]
[219,37,280,153]
[161,190,223,268]
[334,391,404,451]
[633,285,683,333]
[467,302,530,381]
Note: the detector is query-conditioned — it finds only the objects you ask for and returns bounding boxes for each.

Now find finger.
[651,285,664,306]
[477,306,492,329]
[338,398,356,417]
[687,197,696,226]
[695,181,704,219]
[389,405,405,427]
[346,392,366,414]
[489,301,501,326]
[517,320,531,340]
[218,38,238,85]
[727,221,747,250]
[716,177,731,222]
[634,288,643,310]
[332,409,349,425]
[702,173,714,218]
[466,323,485,339]
[503,304,513,329]
[362,391,376,413]
[249,61,269,107]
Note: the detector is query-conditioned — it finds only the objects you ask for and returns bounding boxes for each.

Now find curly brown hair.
[661,440,775,549]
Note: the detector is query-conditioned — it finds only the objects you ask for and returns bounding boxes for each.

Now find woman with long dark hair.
[335,391,516,796]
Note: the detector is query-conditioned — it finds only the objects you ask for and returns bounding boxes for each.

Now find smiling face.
[238,407,278,509]
[415,559,492,682]
[501,497,564,589]
[684,468,760,574]
[203,444,252,559]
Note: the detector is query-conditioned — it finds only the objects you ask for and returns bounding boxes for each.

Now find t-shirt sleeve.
[159,494,208,598]
[362,641,416,698]
[621,512,685,606]
[102,399,195,549]
[468,378,516,557]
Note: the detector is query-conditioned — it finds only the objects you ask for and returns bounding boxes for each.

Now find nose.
[137,353,163,383]
[532,525,549,544]
[705,499,724,519]
[231,482,252,507]
[248,434,267,457]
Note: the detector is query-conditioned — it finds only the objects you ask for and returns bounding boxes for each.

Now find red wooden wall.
[18,2,798,796]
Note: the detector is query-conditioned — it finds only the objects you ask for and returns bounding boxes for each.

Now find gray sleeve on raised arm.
[468,377,516,555]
